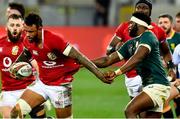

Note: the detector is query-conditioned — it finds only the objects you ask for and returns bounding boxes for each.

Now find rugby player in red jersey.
[0,2,47,118]
[0,14,34,118]
[10,13,111,118]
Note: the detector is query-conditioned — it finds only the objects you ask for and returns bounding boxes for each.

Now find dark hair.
[176,12,180,18]
[135,0,152,16]
[8,2,25,18]
[24,13,43,27]
[158,13,173,23]
[132,12,151,25]
[8,14,23,20]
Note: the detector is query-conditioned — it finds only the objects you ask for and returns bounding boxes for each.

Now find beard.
[129,24,138,37]
[8,30,21,43]
[166,27,171,35]
[28,35,39,43]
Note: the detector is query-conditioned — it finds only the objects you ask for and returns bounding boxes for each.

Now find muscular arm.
[63,45,112,83]
[160,41,176,80]
[16,48,32,63]
[106,35,123,55]
[160,41,172,63]
[93,51,121,68]
[117,46,149,75]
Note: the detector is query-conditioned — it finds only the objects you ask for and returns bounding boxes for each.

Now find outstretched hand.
[104,70,116,82]
[96,70,114,84]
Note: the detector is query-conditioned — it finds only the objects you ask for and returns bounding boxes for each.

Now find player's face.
[158,17,172,34]
[129,21,138,37]
[135,3,150,16]
[24,24,39,43]
[7,18,23,43]
[175,17,180,32]
[6,7,21,18]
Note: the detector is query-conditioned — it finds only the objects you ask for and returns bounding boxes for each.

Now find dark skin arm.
[93,51,121,68]
[67,46,112,84]
[120,46,149,74]
[160,41,176,81]
[106,35,123,55]
[104,46,149,79]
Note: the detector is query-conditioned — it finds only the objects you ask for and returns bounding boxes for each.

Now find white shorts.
[0,89,25,107]
[125,75,142,97]
[143,84,171,112]
[27,78,72,108]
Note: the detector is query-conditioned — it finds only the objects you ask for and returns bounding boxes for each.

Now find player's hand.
[9,63,22,79]
[167,68,176,81]
[171,79,180,87]
[96,71,113,84]
[104,70,116,81]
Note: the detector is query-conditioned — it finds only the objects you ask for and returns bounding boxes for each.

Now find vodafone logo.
[43,61,56,66]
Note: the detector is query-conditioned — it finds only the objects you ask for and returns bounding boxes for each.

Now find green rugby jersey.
[118,31,170,87]
[167,31,180,53]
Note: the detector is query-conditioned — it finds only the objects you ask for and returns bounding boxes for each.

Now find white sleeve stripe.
[63,45,72,56]
[115,35,122,41]
[138,44,151,53]
[116,51,124,60]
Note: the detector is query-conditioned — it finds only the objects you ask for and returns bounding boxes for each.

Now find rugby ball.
[10,62,32,78]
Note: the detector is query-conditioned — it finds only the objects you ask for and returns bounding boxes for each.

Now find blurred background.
[0,0,179,26]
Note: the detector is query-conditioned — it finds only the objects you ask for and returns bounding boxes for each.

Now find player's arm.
[105,46,149,79]
[106,35,123,55]
[116,46,149,75]
[15,48,32,63]
[160,41,176,81]
[63,45,112,84]
[92,51,121,68]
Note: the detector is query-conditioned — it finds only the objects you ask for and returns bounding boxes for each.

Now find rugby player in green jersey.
[94,12,171,118]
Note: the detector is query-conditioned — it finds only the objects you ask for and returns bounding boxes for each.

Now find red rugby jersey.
[0,35,34,91]
[24,30,80,86]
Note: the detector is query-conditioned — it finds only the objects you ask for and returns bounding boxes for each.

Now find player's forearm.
[16,48,32,63]
[107,36,121,55]
[92,57,111,68]
[119,57,139,74]
[65,46,104,79]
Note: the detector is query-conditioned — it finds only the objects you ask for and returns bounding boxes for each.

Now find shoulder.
[151,22,165,33]
[0,35,7,43]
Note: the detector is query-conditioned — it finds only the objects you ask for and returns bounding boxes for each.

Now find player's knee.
[124,106,136,117]
[11,99,32,118]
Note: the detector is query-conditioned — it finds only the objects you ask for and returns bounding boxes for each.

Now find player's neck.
[167,29,175,39]
[37,30,43,48]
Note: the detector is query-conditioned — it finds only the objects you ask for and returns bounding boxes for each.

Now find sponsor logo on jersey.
[32,50,38,55]
[12,46,19,55]
[47,52,57,60]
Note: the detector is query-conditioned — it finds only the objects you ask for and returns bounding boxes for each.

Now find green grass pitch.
[46,68,130,118]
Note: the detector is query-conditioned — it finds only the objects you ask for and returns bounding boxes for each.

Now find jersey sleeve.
[138,32,157,52]
[152,23,167,44]
[50,33,68,53]
[117,40,132,59]
[173,44,180,65]
[115,22,127,40]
